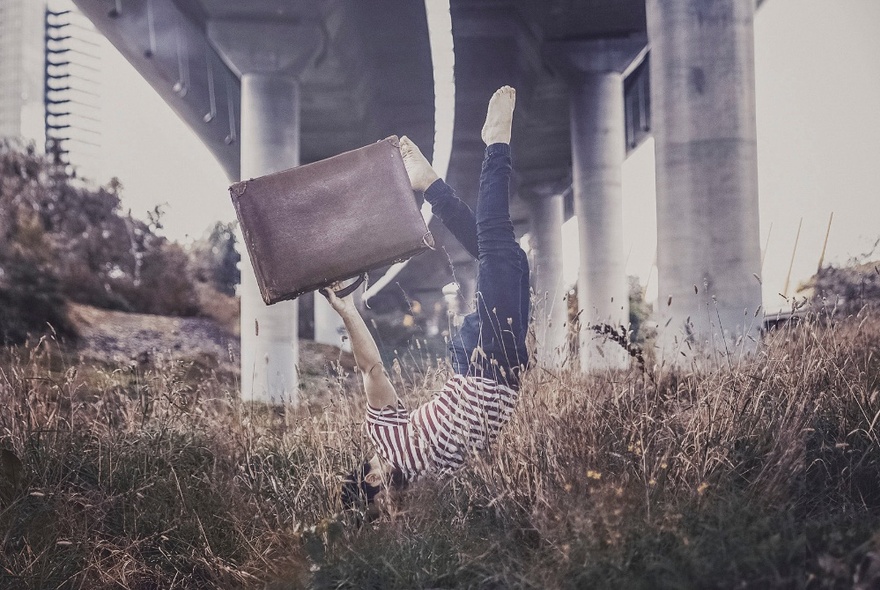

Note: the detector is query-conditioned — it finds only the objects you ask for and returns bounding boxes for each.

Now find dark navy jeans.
[423,143,530,388]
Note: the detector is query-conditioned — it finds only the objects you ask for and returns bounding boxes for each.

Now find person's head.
[340,453,404,509]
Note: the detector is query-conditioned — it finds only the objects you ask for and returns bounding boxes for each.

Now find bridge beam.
[208,21,324,404]
[647,0,763,360]
[547,37,646,371]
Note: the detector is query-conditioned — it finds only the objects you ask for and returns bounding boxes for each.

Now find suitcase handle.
[334,274,366,298]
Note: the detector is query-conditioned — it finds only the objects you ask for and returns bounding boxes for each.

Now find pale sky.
[95,0,880,313]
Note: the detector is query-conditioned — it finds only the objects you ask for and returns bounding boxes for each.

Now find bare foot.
[481,86,516,146]
[399,136,439,192]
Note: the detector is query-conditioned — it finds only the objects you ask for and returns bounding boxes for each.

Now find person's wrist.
[338,304,358,320]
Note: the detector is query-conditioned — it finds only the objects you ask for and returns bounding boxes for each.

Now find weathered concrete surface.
[70,1,436,402]
[548,38,646,370]
[525,187,567,366]
[207,20,318,404]
[570,72,629,369]
[236,73,301,404]
[647,0,763,360]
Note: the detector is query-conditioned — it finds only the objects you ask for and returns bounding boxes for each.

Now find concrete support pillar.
[646,0,763,360]
[570,72,629,370]
[547,37,646,371]
[524,187,567,367]
[209,21,322,404]
[238,73,300,404]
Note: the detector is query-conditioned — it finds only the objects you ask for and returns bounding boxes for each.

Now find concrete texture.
[237,73,301,404]
[314,295,348,351]
[548,38,646,370]
[525,187,567,366]
[647,0,763,360]
[207,17,321,404]
[385,0,650,318]
[570,73,630,370]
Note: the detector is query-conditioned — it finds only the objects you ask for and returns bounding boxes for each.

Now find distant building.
[0,0,46,146]
[0,0,104,180]
[44,0,104,180]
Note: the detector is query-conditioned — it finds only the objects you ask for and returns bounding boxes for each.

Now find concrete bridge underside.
[74,0,764,397]
[73,0,436,403]
[390,0,763,369]
[387,0,651,369]
[73,0,435,177]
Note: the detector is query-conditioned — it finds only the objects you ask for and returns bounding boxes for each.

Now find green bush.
[188,221,241,297]
[0,252,75,345]
[0,140,206,338]
[802,260,880,315]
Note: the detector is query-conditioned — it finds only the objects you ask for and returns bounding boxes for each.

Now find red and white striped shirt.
[365,374,519,480]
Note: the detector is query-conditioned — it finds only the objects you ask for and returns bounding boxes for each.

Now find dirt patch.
[68,303,355,377]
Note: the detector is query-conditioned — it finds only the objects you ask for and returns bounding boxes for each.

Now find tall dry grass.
[1,308,879,589]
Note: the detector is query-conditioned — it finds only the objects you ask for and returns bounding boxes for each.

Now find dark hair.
[340,459,405,509]
[341,460,382,508]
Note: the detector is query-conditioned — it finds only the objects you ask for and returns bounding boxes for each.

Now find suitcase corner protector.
[230,181,248,199]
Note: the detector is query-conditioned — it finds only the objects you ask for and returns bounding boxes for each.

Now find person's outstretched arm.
[323,287,398,409]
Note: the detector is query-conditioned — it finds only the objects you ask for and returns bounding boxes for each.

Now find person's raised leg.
[400,136,479,260]
[473,86,529,372]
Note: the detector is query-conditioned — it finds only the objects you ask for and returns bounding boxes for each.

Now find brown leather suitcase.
[230,136,433,305]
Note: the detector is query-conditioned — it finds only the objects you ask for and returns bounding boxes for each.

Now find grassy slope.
[1,309,879,589]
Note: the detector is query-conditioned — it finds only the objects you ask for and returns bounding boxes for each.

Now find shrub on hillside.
[114,241,201,316]
[0,140,203,342]
[186,221,241,333]
[802,260,880,315]
[188,221,240,297]
[0,251,75,345]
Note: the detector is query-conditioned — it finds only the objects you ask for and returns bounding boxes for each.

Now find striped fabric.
[365,374,519,480]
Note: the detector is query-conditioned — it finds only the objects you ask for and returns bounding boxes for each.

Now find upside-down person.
[324,86,530,506]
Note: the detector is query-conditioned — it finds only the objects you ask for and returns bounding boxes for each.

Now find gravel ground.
[68,303,355,377]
